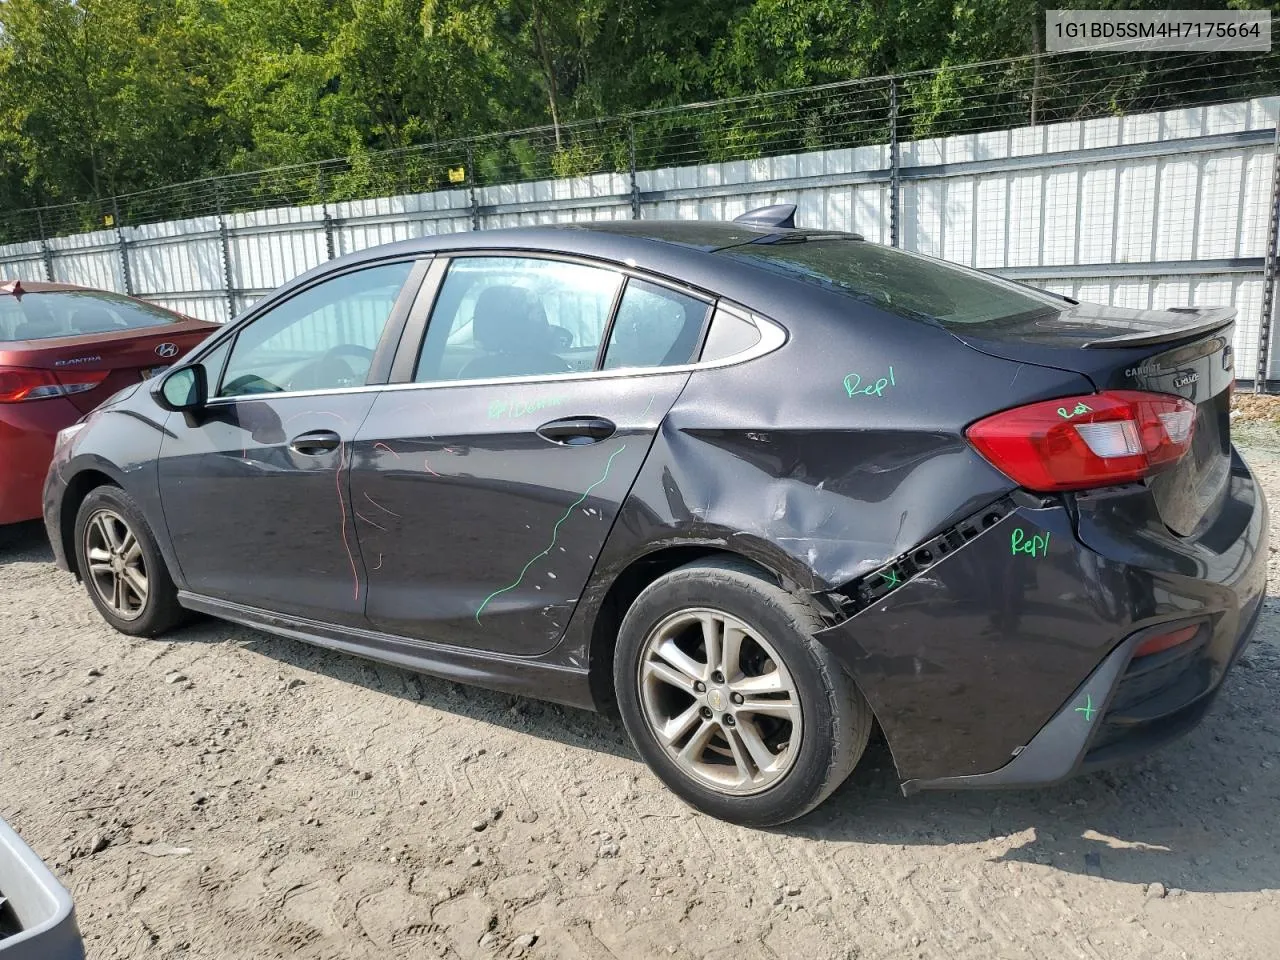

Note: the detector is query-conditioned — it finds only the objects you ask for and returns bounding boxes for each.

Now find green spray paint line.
[475,444,628,623]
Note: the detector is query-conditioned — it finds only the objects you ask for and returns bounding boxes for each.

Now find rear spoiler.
[1083,307,1235,349]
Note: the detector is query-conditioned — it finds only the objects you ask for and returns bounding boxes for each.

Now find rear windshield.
[719,238,1062,327]
[0,291,180,343]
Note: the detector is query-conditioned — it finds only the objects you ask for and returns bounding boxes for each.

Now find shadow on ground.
[6,518,1278,896]
[0,520,53,563]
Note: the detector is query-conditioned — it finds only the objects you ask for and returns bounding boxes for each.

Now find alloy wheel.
[84,509,149,621]
[637,607,803,796]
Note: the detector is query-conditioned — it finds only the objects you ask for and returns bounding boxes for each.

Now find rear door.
[349,255,711,656]
[1,290,215,414]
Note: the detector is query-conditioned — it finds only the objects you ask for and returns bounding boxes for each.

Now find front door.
[349,255,712,656]
[157,259,421,625]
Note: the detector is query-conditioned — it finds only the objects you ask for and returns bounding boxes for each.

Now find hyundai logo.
[155,342,179,358]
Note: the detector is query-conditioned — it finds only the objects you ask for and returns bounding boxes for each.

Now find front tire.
[613,557,872,827]
[74,486,187,637]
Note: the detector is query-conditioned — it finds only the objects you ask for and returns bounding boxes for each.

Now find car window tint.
[718,239,1061,327]
[414,257,622,383]
[699,306,762,362]
[0,290,181,343]
[218,261,413,398]
[601,280,709,370]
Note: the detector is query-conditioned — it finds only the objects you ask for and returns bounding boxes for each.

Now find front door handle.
[289,429,342,455]
[536,416,616,445]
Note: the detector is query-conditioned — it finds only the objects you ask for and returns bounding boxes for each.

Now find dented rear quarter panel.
[560,283,1097,686]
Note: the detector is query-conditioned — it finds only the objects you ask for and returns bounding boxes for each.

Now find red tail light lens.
[966,390,1197,492]
[1133,624,1200,658]
[0,366,107,403]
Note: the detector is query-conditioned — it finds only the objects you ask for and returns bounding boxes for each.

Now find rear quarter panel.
[558,284,1097,671]
[603,289,1095,591]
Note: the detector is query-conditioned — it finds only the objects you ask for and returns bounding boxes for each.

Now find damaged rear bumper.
[814,451,1267,790]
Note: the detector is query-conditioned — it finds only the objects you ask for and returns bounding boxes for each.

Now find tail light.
[0,367,108,403]
[966,390,1196,492]
[1133,623,1200,658]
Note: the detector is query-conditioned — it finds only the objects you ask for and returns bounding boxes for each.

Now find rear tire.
[613,557,872,827]
[74,486,188,637]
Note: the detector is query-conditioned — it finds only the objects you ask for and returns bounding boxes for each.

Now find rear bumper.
[0,400,78,526]
[816,448,1267,789]
[900,597,1262,793]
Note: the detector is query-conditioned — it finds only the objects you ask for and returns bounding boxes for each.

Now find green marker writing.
[1074,694,1096,722]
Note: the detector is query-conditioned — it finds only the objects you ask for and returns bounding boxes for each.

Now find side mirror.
[153,364,207,412]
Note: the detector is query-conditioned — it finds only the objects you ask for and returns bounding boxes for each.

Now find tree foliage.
[0,0,1274,230]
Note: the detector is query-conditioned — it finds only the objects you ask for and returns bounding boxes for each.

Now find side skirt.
[176,591,597,711]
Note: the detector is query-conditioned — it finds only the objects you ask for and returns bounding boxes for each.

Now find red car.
[0,280,217,527]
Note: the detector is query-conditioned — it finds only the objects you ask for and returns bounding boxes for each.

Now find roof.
[0,279,99,296]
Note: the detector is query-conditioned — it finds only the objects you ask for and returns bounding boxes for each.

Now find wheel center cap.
[707,688,725,712]
[111,556,124,573]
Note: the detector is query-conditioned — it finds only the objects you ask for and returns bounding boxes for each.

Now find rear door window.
[718,238,1061,328]
[0,290,181,342]
[413,257,623,382]
[601,279,709,370]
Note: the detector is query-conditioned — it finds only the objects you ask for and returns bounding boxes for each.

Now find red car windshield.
[0,290,180,343]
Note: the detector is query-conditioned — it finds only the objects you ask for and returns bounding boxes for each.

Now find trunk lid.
[8,320,217,414]
[952,302,1236,537]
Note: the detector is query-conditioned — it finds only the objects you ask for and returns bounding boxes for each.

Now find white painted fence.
[2,97,1277,378]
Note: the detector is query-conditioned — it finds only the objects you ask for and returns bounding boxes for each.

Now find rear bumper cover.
[900,601,1261,793]
[0,400,78,526]
[815,449,1267,789]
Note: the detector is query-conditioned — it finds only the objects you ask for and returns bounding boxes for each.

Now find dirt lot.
[4,431,1280,960]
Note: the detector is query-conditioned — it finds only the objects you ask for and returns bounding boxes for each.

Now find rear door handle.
[289,430,341,455]
[536,417,616,445]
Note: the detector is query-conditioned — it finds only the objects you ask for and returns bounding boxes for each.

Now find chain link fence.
[2,49,1276,244]
[1,48,1278,386]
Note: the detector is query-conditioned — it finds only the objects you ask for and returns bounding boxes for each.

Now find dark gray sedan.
[42,208,1265,825]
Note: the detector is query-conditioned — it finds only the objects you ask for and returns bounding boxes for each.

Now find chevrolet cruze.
[43,208,1266,825]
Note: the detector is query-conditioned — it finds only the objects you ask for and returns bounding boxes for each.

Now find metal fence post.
[1256,125,1280,393]
[319,167,337,260]
[889,78,901,248]
[628,122,642,219]
[214,183,236,322]
[112,198,135,295]
[35,209,54,282]
[466,144,481,231]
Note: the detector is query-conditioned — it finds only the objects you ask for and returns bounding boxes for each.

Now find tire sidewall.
[614,566,842,827]
[73,486,174,636]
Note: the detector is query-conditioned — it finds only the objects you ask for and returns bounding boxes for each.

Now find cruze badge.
[1172,371,1200,388]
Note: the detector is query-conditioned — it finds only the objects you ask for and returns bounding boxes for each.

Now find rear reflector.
[966,390,1197,492]
[1133,624,1200,658]
[0,366,107,403]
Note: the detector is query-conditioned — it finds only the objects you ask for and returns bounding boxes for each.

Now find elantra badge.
[155,342,179,358]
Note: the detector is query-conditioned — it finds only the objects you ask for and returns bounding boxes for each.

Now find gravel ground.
[3,432,1280,960]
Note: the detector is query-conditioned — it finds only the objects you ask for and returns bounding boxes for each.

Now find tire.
[613,557,873,827]
[73,485,188,637]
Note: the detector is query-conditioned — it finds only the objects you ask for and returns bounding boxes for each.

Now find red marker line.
[336,438,359,603]
[355,511,386,532]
